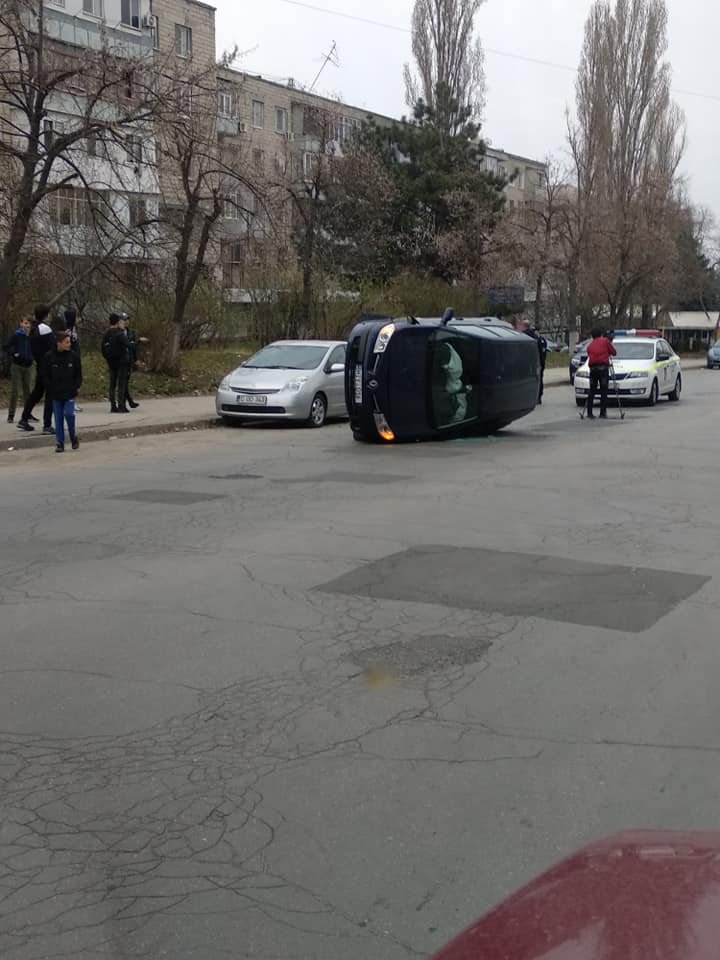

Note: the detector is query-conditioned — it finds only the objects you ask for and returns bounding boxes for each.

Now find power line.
[275,0,720,104]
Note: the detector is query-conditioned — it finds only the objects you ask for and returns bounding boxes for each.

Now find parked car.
[429,831,720,960]
[345,314,540,443]
[216,340,347,427]
[707,340,720,368]
[574,335,682,407]
[569,338,590,384]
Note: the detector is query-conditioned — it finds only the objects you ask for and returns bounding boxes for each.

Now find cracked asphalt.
[1,369,719,959]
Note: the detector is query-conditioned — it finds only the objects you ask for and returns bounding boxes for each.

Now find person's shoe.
[74,405,83,413]
[586,411,595,419]
[599,411,608,419]
[17,420,34,432]
[42,427,55,435]
[55,443,64,453]
[7,414,14,423]
[27,414,39,422]
[110,405,118,413]
[71,436,80,451]
[128,400,140,409]
[116,407,130,414]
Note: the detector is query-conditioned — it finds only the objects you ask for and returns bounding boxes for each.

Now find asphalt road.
[1,371,719,959]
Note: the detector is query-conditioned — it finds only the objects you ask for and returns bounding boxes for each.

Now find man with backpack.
[101,313,130,413]
[3,317,33,423]
[17,305,55,433]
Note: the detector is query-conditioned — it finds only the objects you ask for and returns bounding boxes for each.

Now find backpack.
[101,330,114,361]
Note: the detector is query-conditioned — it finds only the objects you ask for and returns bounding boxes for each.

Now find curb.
[1,417,220,454]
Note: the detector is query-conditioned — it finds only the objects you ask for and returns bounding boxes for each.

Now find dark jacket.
[3,328,33,367]
[42,348,83,401]
[31,322,55,365]
[102,327,130,366]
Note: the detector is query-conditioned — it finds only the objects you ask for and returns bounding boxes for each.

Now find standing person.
[101,313,130,413]
[3,317,33,423]
[518,317,548,404]
[43,331,82,452]
[17,305,54,433]
[586,327,617,419]
[120,314,141,409]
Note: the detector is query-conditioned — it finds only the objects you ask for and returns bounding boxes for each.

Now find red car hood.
[430,831,720,960]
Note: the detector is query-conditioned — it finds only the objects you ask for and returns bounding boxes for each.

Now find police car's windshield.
[613,341,655,360]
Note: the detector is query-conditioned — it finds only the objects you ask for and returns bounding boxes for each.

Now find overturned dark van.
[345,313,540,443]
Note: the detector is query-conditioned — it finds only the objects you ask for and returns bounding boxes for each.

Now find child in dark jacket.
[42,331,82,452]
[3,317,33,422]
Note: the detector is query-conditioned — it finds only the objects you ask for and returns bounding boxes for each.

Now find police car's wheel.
[307,394,327,427]
[647,380,659,406]
[668,375,681,402]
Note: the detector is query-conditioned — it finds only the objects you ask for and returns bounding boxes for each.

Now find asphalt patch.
[208,473,264,480]
[350,634,492,678]
[318,545,709,633]
[271,472,410,486]
[110,490,226,505]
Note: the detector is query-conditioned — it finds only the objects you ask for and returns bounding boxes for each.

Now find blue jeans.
[53,399,77,446]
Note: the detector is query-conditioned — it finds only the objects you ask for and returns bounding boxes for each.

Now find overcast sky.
[215,0,720,218]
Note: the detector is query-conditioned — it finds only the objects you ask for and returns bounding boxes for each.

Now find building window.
[252,148,265,169]
[274,153,287,176]
[48,187,108,228]
[175,24,192,57]
[152,15,160,49]
[252,100,264,129]
[129,196,147,227]
[224,193,240,220]
[126,135,142,165]
[483,155,498,174]
[43,119,63,151]
[275,107,288,134]
[334,116,358,145]
[218,90,234,118]
[302,152,316,179]
[120,0,140,28]
[82,0,104,18]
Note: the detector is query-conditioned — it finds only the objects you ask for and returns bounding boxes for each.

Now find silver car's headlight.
[219,375,232,390]
[284,376,309,392]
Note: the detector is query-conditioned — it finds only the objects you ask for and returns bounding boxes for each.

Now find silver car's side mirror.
[329,363,345,374]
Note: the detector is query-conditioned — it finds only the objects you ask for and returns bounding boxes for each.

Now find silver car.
[216,340,347,427]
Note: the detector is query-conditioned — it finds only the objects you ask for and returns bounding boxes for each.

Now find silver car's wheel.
[307,393,327,428]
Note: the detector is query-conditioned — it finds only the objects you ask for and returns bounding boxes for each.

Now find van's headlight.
[284,376,309,392]
[373,323,395,354]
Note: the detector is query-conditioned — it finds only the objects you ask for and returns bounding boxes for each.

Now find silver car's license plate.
[236,394,267,405]
[354,365,363,404]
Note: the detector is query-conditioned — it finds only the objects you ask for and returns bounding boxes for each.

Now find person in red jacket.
[586,327,617,419]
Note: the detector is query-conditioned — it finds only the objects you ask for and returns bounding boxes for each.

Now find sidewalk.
[1,395,218,452]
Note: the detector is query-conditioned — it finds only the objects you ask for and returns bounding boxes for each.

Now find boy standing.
[43,331,82,452]
[3,317,33,423]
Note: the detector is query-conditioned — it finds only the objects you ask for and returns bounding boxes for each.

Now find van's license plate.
[236,394,267,405]
[353,365,363,404]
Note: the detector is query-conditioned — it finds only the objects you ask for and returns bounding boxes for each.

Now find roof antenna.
[309,41,339,92]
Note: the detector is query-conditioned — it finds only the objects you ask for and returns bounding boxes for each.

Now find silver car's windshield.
[613,342,655,360]
[244,344,329,370]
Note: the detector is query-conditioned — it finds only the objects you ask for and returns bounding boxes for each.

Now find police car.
[574,332,682,407]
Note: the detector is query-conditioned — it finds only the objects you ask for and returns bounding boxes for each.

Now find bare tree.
[403,0,486,133]
[153,68,257,370]
[568,0,686,325]
[0,0,169,330]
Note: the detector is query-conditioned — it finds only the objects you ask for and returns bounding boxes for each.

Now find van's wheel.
[668,375,682,401]
[647,379,659,406]
[306,394,327,427]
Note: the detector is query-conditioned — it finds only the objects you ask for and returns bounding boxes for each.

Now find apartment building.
[483,148,548,208]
